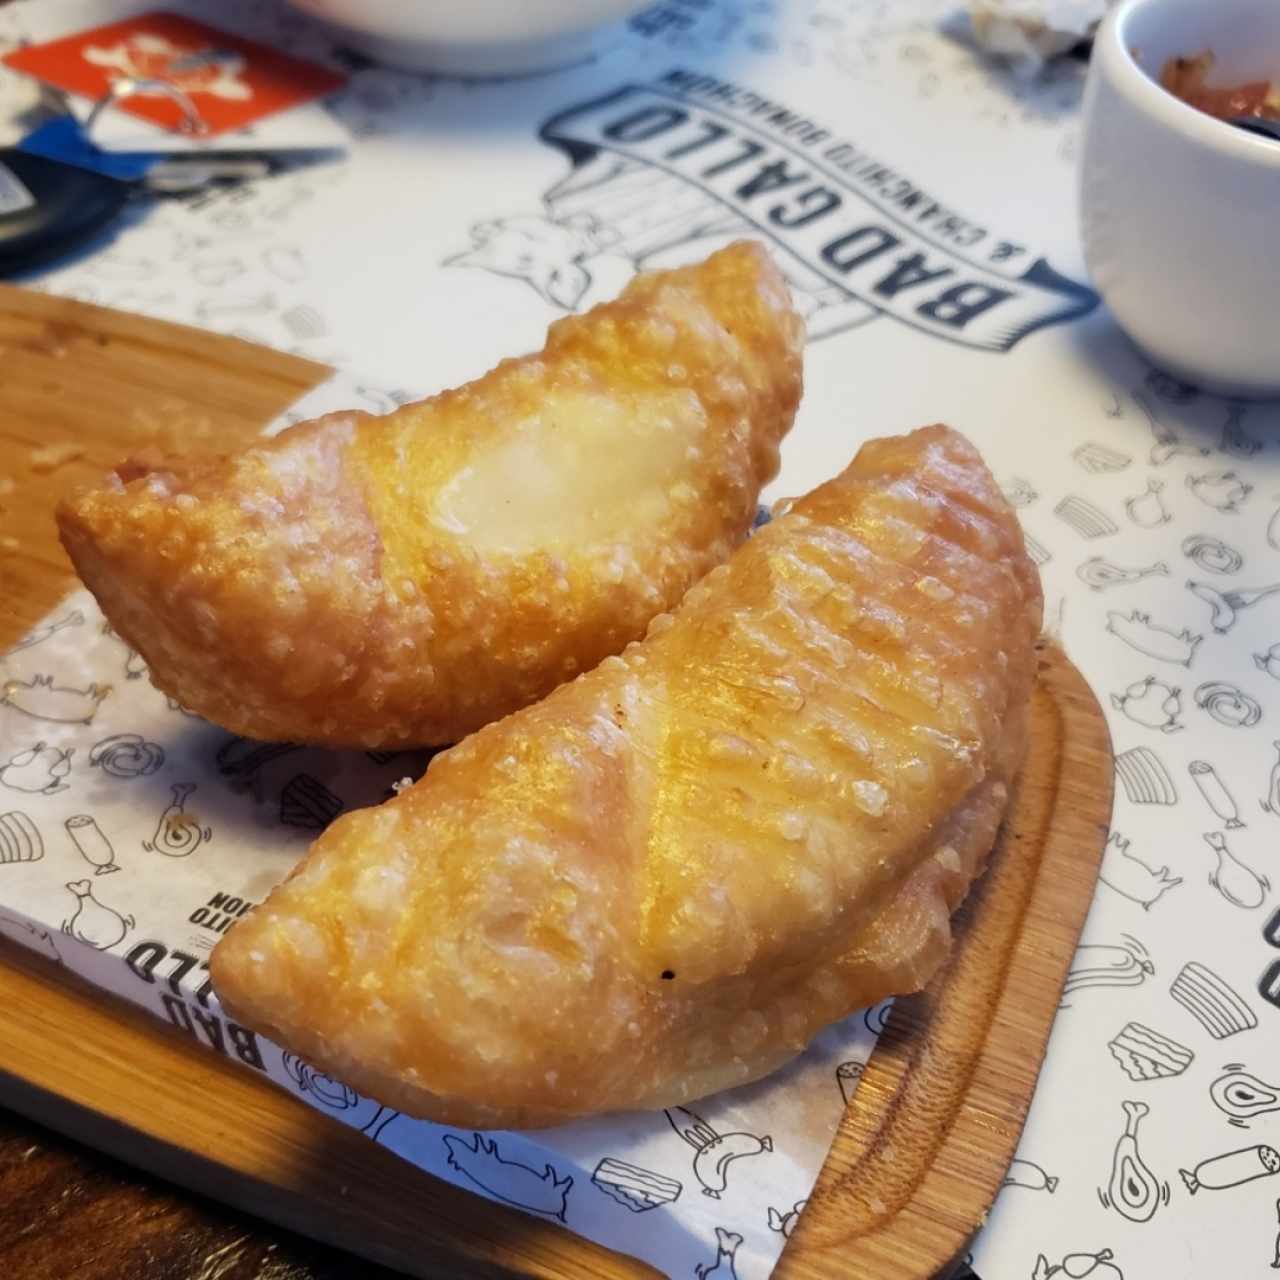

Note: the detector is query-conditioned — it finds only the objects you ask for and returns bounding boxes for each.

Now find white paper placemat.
[5,0,1280,1276]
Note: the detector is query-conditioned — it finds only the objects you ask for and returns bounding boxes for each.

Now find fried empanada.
[57,241,803,747]
[211,426,1042,1127]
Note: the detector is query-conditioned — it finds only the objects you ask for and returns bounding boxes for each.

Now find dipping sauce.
[1160,50,1280,121]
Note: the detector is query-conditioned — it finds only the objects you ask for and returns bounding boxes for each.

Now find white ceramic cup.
[288,0,651,76]
[1080,0,1280,398]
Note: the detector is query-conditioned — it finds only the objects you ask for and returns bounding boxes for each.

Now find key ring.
[84,77,208,141]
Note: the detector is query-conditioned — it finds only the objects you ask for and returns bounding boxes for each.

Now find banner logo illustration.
[447,71,1098,350]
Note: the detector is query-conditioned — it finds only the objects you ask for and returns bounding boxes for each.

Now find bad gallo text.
[539,70,1096,351]
[125,938,265,1070]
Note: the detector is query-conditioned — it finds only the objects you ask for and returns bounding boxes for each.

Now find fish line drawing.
[0,910,61,965]
[1002,476,1038,507]
[590,1157,682,1212]
[62,879,133,950]
[281,1052,400,1141]
[1171,961,1258,1039]
[1107,1023,1193,1081]
[1003,1157,1059,1192]
[836,1059,864,1105]
[1,676,110,725]
[1,608,83,658]
[1100,832,1181,910]
[1114,747,1178,805]
[1123,478,1172,527]
[143,783,212,858]
[1098,1100,1170,1222]
[1023,531,1052,567]
[666,1106,773,1198]
[1203,831,1269,909]
[1062,935,1154,1004]
[1182,533,1243,576]
[1054,495,1118,539]
[1194,682,1261,729]
[0,811,44,865]
[1259,647,1280,684]
[1135,387,1206,465]
[767,1199,807,1236]
[1032,1248,1123,1279]
[1188,470,1252,513]
[1106,612,1202,667]
[1189,762,1243,829]
[694,1226,742,1280]
[1110,677,1182,734]
[442,1132,573,1222]
[1211,1066,1280,1128]
[280,773,343,830]
[65,815,119,876]
[1078,557,1168,592]
[1221,404,1261,459]
[1189,579,1280,634]
[90,733,164,779]
[1181,1142,1280,1194]
[0,743,73,795]
[1074,441,1131,474]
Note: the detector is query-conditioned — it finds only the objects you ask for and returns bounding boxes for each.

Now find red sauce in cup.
[1160,51,1280,121]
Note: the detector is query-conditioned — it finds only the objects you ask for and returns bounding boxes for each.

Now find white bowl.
[288,0,652,76]
[1080,0,1280,398]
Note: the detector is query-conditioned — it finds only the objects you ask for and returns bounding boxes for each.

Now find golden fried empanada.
[211,426,1042,1127]
[57,241,803,747]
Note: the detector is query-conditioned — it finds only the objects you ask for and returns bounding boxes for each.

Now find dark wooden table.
[0,1105,401,1280]
[0,1106,984,1280]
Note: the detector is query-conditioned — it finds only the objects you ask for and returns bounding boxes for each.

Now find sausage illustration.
[1180,1144,1280,1194]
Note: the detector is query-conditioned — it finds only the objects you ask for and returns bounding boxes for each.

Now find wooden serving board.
[0,285,1115,1279]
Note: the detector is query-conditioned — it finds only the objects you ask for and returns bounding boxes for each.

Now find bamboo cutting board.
[0,284,1114,1279]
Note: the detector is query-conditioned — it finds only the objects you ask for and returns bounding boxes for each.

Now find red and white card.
[3,9,346,138]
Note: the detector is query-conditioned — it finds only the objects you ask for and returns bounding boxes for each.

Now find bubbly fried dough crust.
[211,426,1043,1127]
[57,241,803,747]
